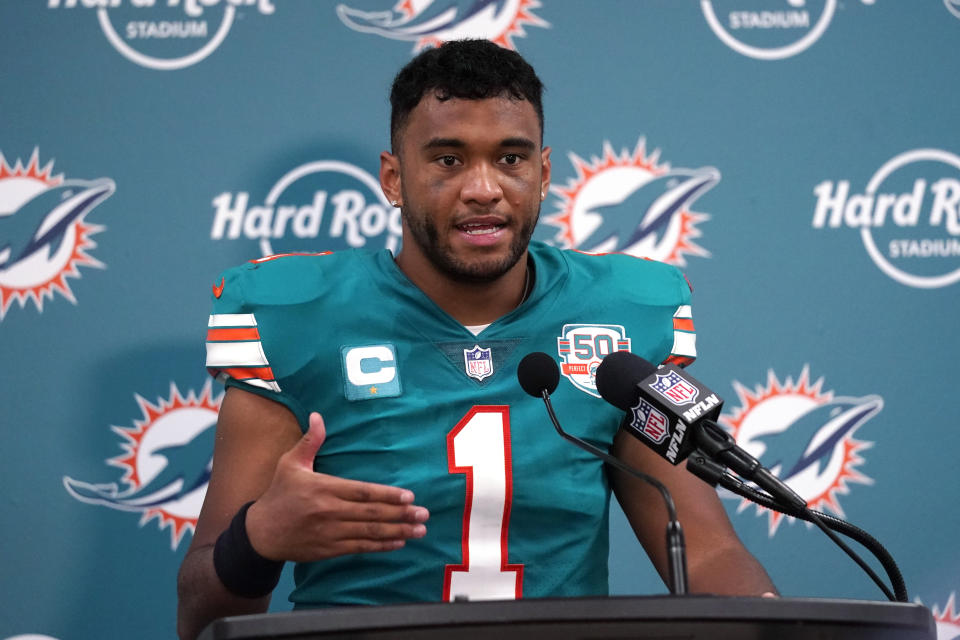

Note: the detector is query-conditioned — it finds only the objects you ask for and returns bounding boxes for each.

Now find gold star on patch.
[369,386,378,395]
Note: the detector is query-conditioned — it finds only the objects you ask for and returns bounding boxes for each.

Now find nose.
[460,162,503,206]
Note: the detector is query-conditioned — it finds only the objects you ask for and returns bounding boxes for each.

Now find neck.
[395,251,531,326]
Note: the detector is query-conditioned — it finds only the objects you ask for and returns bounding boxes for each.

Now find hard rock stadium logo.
[812,148,960,289]
[46,0,276,71]
[63,382,222,550]
[701,0,878,61]
[535,138,717,267]
[700,0,838,61]
[0,150,112,321]
[719,367,882,537]
[210,160,401,257]
[336,0,549,51]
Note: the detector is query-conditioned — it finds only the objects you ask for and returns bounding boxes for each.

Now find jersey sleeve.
[206,266,281,392]
[204,265,303,420]
[661,270,696,368]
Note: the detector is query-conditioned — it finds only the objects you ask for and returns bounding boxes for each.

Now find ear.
[380,151,402,207]
[539,146,552,202]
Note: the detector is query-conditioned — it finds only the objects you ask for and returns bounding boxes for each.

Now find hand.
[244,412,429,562]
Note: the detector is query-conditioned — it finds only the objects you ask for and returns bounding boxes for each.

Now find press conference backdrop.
[1,1,958,638]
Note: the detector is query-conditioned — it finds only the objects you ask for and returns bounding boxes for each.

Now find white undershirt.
[464,324,490,336]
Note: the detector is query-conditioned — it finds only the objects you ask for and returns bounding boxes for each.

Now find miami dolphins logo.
[336,0,549,51]
[0,150,112,320]
[719,367,881,536]
[536,138,716,266]
[63,382,222,550]
[928,593,960,640]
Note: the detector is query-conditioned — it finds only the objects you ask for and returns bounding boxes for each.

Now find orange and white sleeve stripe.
[205,313,281,392]
[663,305,696,368]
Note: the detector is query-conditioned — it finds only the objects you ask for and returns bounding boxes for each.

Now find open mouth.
[457,221,505,236]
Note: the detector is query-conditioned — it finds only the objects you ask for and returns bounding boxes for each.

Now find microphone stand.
[539,390,689,595]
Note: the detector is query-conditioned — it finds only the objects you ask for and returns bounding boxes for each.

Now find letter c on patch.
[345,346,396,385]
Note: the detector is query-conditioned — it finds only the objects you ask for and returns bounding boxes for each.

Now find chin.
[441,252,520,283]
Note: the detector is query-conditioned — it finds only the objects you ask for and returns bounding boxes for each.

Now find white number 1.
[443,406,524,601]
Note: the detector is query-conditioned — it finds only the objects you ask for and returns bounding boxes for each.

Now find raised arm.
[610,429,777,596]
[176,387,430,640]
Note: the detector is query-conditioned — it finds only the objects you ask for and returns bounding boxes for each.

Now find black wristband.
[213,501,284,598]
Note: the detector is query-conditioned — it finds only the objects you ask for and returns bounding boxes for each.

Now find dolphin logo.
[63,418,215,511]
[754,395,883,482]
[0,178,115,270]
[573,167,719,254]
[337,0,515,42]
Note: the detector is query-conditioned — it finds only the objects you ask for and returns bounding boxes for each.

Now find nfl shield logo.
[649,370,699,406]
[464,345,493,381]
[629,399,670,445]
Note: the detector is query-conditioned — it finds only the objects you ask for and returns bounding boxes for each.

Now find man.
[177,39,775,640]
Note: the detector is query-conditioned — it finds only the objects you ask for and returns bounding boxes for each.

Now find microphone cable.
[688,451,906,602]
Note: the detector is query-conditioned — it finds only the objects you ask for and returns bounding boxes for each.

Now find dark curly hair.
[389,39,545,151]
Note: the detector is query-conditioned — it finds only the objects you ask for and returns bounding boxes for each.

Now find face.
[381,94,550,283]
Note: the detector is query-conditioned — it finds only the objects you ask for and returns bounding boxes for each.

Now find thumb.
[288,412,326,467]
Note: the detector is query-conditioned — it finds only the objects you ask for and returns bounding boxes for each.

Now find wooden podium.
[198,596,936,639]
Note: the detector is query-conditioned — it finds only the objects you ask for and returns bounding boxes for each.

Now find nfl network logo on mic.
[628,399,670,446]
[649,370,699,406]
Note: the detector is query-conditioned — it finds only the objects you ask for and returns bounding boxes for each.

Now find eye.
[438,155,460,167]
[501,154,521,166]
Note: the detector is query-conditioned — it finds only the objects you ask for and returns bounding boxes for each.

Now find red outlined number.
[443,406,523,601]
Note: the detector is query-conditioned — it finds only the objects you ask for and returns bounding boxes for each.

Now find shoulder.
[205,250,379,416]
[209,250,374,313]
[532,242,692,306]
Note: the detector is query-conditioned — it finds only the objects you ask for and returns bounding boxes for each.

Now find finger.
[331,521,427,543]
[324,475,416,506]
[320,500,429,524]
[334,539,408,555]
[288,412,327,467]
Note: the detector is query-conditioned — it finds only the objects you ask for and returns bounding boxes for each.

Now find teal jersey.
[205,242,695,607]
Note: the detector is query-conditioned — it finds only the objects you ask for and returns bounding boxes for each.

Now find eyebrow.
[424,138,465,149]
[422,136,538,150]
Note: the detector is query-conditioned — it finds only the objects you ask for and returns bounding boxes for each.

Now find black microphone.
[595,351,903,602]
[596,351,717,466]
[517,352,688,596]
[517,351,560,396]
[595,351,805,511]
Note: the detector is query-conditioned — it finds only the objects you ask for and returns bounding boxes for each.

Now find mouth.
[456,221,506,236]
[453,216,510,243]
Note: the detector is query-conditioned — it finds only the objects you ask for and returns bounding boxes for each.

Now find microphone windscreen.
[595,351,657,411]
[517,352,560,396]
